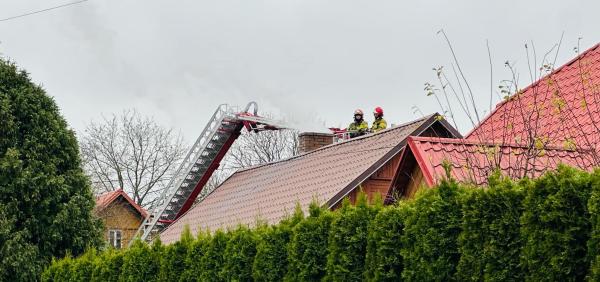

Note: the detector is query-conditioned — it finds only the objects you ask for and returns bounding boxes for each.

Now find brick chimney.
[298,132,335,154]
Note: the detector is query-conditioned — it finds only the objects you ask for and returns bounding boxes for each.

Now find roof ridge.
[95,189,148,217]
[235,113,436,173]
[409,136,593,151]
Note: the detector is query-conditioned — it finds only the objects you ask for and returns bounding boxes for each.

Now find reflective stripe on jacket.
[371,118,387,133]
[347,120,369,137]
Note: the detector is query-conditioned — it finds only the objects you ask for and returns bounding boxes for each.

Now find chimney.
[298,132,335,154]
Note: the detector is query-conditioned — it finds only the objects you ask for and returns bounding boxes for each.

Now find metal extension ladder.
[130,102,289,246]
[130,104,244,245]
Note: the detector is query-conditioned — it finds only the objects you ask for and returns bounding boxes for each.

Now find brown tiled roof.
[401,136,593,187]
[94,189,148,218]
[159,114,451,244]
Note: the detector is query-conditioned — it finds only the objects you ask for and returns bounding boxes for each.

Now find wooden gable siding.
[96,197,145,248]
[329,120,458,209]
[331,152,402,209]
[403,164,429,199]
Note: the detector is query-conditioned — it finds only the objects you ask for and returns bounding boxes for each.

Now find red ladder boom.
[130,102,287,245]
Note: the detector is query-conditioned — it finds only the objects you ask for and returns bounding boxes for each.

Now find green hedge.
[286,200,335,281]
[402,178,467,282]
[91,248,123,282]
[253,204,304,282]
[120,238,163,282]
[520,165,593,282]
[42,166,600,281]
[200,229,230,282]
[588,170,600,281]
[223,224,259,282]
[180,230,210,282]
[456,172,525,282]
[364,203,410,281]
[160,226,193,282]
[325,192,381,282]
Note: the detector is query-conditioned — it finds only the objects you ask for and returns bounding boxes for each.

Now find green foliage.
[222,225,259,282]
[253,203,304,282]
[120,239,163,282]
[160,226,193,282]
[180,229,210,282]
[70,248,98,281]
[588,170,600,281]
[325,191,382,282]
[286,201,335,282]
[365,203,409,282]
[0,57,104,281]
[91,248,123,282]
[199,229,230,282]
[521,165,592,282]
[402,179,467,282]
[41,254,73,282]
[43,166,600,282]
[456,172,525,282]
[41,258,60,282]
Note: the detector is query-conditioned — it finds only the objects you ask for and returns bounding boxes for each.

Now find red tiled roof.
[159,114,457,244]
[404,136,593,187]
[466,43,600,152]
[94,189,148,218]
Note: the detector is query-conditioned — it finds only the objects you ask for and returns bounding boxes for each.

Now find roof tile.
[467,43,600,152]
[406,137,593,186]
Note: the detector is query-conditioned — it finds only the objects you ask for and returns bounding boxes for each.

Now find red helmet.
[373,107,383,115]
[354,109,364,116]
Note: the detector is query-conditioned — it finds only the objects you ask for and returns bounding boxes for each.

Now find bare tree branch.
[80,109,187,208]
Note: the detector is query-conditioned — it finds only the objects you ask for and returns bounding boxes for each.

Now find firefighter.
[347,109,369,138]
[371,107,387,133]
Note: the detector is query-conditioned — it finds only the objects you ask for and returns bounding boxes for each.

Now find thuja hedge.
[43,165,600,281]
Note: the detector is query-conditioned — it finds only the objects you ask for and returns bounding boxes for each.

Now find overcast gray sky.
[2,0,599,142]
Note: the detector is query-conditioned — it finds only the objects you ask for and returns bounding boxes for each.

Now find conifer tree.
[0,57,104,280]
[456,172,525,282]
[180,229,210,282]
[325,191,382,282]
[253,203,304,282]
[521,165,592,282]
[159,225,194,282]
[120,239,163,282]
[90,248,124,282]
[199,229,230,282]
[40,257,61,282]
[286,200,335,281]
[365,202,410,281]
[401,178,467,282]
[41,254,73,282]
[588,170,600,282]
[222,224,259,282]
[70,248,98,281]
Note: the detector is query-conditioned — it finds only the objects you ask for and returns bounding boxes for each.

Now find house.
[388,42,600,199]
[159,43,600,244]
[159,113,460,244]
[94,189,148,249]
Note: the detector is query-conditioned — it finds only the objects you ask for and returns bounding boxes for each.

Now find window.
[108,230,122,249]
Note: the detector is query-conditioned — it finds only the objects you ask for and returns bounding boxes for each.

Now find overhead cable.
[1,0,91,23]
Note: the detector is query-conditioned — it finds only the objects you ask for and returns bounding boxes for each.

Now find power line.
[0,0,91,23]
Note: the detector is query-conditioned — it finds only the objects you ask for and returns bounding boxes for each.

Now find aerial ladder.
[130,102,290,246]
